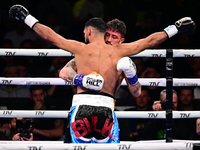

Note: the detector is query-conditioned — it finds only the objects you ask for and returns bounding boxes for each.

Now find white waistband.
[72,94,114,110]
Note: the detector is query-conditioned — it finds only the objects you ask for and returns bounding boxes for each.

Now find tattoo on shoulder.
[66,58,76,67]
[133,82,141,94]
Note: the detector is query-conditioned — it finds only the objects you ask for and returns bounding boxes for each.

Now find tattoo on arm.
[66,58,76,68]
[198,123,200,126]
[66,69,77,82]
[133,82,141,94]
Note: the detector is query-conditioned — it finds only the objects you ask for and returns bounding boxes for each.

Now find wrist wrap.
[73,74,84,86]
[24,14,39,28]
[127,74,138,85]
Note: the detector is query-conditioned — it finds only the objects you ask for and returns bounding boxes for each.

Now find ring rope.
[0,140,197,150]
[0,110,198,119]
[1,49,200,57]
[0,77,199,86]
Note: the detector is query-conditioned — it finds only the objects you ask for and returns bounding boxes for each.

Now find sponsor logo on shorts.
[28,146,42,150]
[26,81,50,85]
[86,77,102,87]
[71,116,114,139]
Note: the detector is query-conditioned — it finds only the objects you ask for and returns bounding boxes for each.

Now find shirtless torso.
[32,22,167,97]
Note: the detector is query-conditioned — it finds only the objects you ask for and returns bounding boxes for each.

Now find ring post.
[166,49,173,142]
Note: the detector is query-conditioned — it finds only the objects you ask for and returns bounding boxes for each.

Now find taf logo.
[5,52,16,56]
[38,52,49,56]
[184,54,194,57]
[180,113,191,118]
[149,82,160,86]
[35,111,45,116]
[2,80,12,84]
[65,81,73,85]
[151,54,162,57]
[73,146,87,150]
[28,146,42,150]
[148,113,158,118]
[118,144,131,150]
[3,110,12,115]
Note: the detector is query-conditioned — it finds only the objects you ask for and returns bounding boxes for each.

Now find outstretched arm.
[9,4,84,54]
[119,17,196,57]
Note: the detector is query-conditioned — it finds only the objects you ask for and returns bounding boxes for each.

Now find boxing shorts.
[67,92,119,143]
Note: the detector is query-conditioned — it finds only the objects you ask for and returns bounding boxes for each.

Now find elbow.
[59,69,64,79]
[134,90,141,97]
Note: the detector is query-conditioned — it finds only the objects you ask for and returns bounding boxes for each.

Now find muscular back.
[74,43,123,96]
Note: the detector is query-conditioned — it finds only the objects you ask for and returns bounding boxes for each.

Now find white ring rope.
[0,110,199,119]
[0,77,199,86]
[1,49,200,57]
[0,140,197,150]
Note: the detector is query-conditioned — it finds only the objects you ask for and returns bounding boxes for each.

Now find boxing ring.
[1,49,200,150]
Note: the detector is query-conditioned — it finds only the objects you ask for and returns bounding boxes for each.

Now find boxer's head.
[84,17,107,44]
[105,18,126,45]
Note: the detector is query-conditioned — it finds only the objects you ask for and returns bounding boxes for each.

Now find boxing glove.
[117,57,138,85]
[9,4,38,28]
[73,72,104,91]
[164,17,196,38]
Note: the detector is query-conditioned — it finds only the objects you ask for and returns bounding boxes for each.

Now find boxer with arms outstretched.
[9,4,196,143]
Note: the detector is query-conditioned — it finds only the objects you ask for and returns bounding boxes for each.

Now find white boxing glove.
[117,57,138,85]
[73,72,104,91]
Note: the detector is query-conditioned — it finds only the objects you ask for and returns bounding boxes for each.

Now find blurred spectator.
[0,117,33,141]
[190,58,200,76]
[29,85,65,140]
[132,11,161,41]
[73,0,104,23]
[72,0,104,41]
[143,89,197,140]
[36,0,73,27]
[152,89,178,111]
[3,21,39,48]
[178,87,200,111]
[0,39,14,76]
[141,64,163,101]
[0,64,30,98]
[18,39,44,77]
[124,87,152,141]
[131,57,145,78]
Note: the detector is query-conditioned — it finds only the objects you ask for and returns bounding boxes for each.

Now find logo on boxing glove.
[86,77,103,87]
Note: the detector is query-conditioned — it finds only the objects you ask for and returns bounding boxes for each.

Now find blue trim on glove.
[127,74,138,85]
[74,74,84,86]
